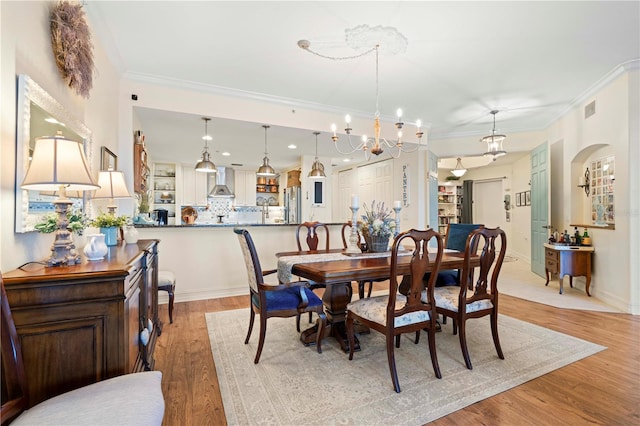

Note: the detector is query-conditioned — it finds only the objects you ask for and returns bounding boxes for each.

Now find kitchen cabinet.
[438,183,463,235]
[235,170,257,206]
[181,165,208,206]
[152,162,177,224]
[2,240,160,407]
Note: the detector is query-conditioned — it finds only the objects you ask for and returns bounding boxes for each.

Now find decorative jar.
[123,225,139,244]
[83,234,108,261]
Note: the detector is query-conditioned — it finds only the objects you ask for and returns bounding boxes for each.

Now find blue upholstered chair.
[428,227,507,370]
[235,228,326,363]
[346,229,444,393]
[1,279,165,425]
[433,223,484,286]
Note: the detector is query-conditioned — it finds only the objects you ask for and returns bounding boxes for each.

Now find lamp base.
[46,198,81,267]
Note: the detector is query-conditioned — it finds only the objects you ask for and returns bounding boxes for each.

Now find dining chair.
[1,278,165,425]
[235,228,326,363]
[295,221,330,330]
[428,226,506,370]
[341,221,379,299]
[346,229,444,393]
[437,223,484,286]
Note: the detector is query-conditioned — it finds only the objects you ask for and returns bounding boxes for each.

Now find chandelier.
[308,132,326,179]
[256,125,276,177]
[298,25,423,160]
[195,117,217,173]
[481,110,507,159]
[451,158,467,177]
[330,45,423,160]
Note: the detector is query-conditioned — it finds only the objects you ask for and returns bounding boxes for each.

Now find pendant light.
[256,125,276,177]
[308,131,326,179]
[481,110,507,159]
[195,117,217,173]
[451,157,467,177]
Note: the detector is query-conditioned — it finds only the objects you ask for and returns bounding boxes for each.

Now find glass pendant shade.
[195,117,217,173]
[308,131,326,179]
[481,110,507,158]
[451,157,467,177]
[257,125,276,176]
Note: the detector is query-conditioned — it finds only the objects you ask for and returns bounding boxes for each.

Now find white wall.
[1,1,120,270]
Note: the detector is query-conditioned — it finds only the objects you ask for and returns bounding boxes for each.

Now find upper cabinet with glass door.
[15,75,92,233]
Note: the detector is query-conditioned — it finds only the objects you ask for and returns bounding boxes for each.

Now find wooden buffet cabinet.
[2,239,160,407]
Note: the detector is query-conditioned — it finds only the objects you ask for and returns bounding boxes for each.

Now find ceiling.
[86,1,639,173]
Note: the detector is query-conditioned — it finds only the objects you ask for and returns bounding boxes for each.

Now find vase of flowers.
[90,212,128,246]
[358,201,396,252]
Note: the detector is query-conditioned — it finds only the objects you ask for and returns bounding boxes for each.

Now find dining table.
[276,247,477,352]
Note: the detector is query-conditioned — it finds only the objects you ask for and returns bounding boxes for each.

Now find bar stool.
[157,271,175,325]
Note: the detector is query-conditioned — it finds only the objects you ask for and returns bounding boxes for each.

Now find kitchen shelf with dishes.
[437,183,463,235]
[151,162,177,223]
[256,176,279,205]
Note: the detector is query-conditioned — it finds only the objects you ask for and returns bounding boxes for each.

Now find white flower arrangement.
[358,200,396,239]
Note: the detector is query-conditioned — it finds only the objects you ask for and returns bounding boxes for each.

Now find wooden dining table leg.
[299,282,361,352]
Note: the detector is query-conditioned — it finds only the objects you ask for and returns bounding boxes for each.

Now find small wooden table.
[276,249,472,351]
[543,243,595,296]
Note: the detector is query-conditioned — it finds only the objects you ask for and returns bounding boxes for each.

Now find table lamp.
[21,133,99,266]
[92,170,132,214]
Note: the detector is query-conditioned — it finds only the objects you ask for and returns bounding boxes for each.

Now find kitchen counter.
[134,222,345,228]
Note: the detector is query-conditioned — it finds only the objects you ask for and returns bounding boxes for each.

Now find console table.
[2,239,160,407]
[543,243,594,296]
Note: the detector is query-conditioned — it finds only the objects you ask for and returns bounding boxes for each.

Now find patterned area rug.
[206,309,605,425]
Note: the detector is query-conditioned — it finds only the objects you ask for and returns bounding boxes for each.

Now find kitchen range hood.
[208,166,235,197]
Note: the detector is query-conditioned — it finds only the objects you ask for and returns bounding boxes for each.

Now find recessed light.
[343,158,351,162]
[288,144,297,149]
[221,152,231,156]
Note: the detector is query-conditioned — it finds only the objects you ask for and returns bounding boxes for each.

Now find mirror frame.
[15,74,93,233]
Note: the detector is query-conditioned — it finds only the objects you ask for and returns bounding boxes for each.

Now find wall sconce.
[577,167,590,196]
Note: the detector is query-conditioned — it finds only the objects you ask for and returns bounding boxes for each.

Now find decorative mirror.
[15,74,93,233]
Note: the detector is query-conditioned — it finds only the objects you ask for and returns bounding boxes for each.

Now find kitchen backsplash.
[182,199,285,225]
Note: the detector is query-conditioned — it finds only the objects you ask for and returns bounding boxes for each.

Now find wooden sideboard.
[2,239,160,407]
[543,243,594,296]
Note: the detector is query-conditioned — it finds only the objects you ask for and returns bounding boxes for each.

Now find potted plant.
[90,212,128,246]
[358,201,396,252]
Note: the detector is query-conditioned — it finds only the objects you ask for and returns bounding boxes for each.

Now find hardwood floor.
[154,286,640,425]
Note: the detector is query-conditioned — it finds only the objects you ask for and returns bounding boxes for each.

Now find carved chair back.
[296,221,330,251]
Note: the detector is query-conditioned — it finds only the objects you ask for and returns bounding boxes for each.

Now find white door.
[358,159,394,210]
[473,180,506,229]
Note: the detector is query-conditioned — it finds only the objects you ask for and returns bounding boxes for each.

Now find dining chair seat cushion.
[347,294,431,328]
[11,371,164,426]
[428,286,494,313]
[252,286,323,312]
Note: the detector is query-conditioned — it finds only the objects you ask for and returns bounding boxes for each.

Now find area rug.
[206,309,605,425]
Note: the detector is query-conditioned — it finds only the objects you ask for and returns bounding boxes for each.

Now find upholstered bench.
[158,271,175,325]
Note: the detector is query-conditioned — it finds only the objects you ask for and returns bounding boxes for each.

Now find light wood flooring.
[154,284,640,425]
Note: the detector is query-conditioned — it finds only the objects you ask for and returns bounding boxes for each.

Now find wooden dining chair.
[295,221,330,329]
[428,227,507,370]
[346,229,444,393]
[1,278,165,425]
[235,228,326,363]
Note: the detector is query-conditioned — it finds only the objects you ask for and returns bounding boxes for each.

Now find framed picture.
[525,190,531,206]
[101,146,117,171]
[516,192,522,207]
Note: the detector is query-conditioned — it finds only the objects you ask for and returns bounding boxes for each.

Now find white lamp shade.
[21,135,98,191]
[93,170,132,199]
